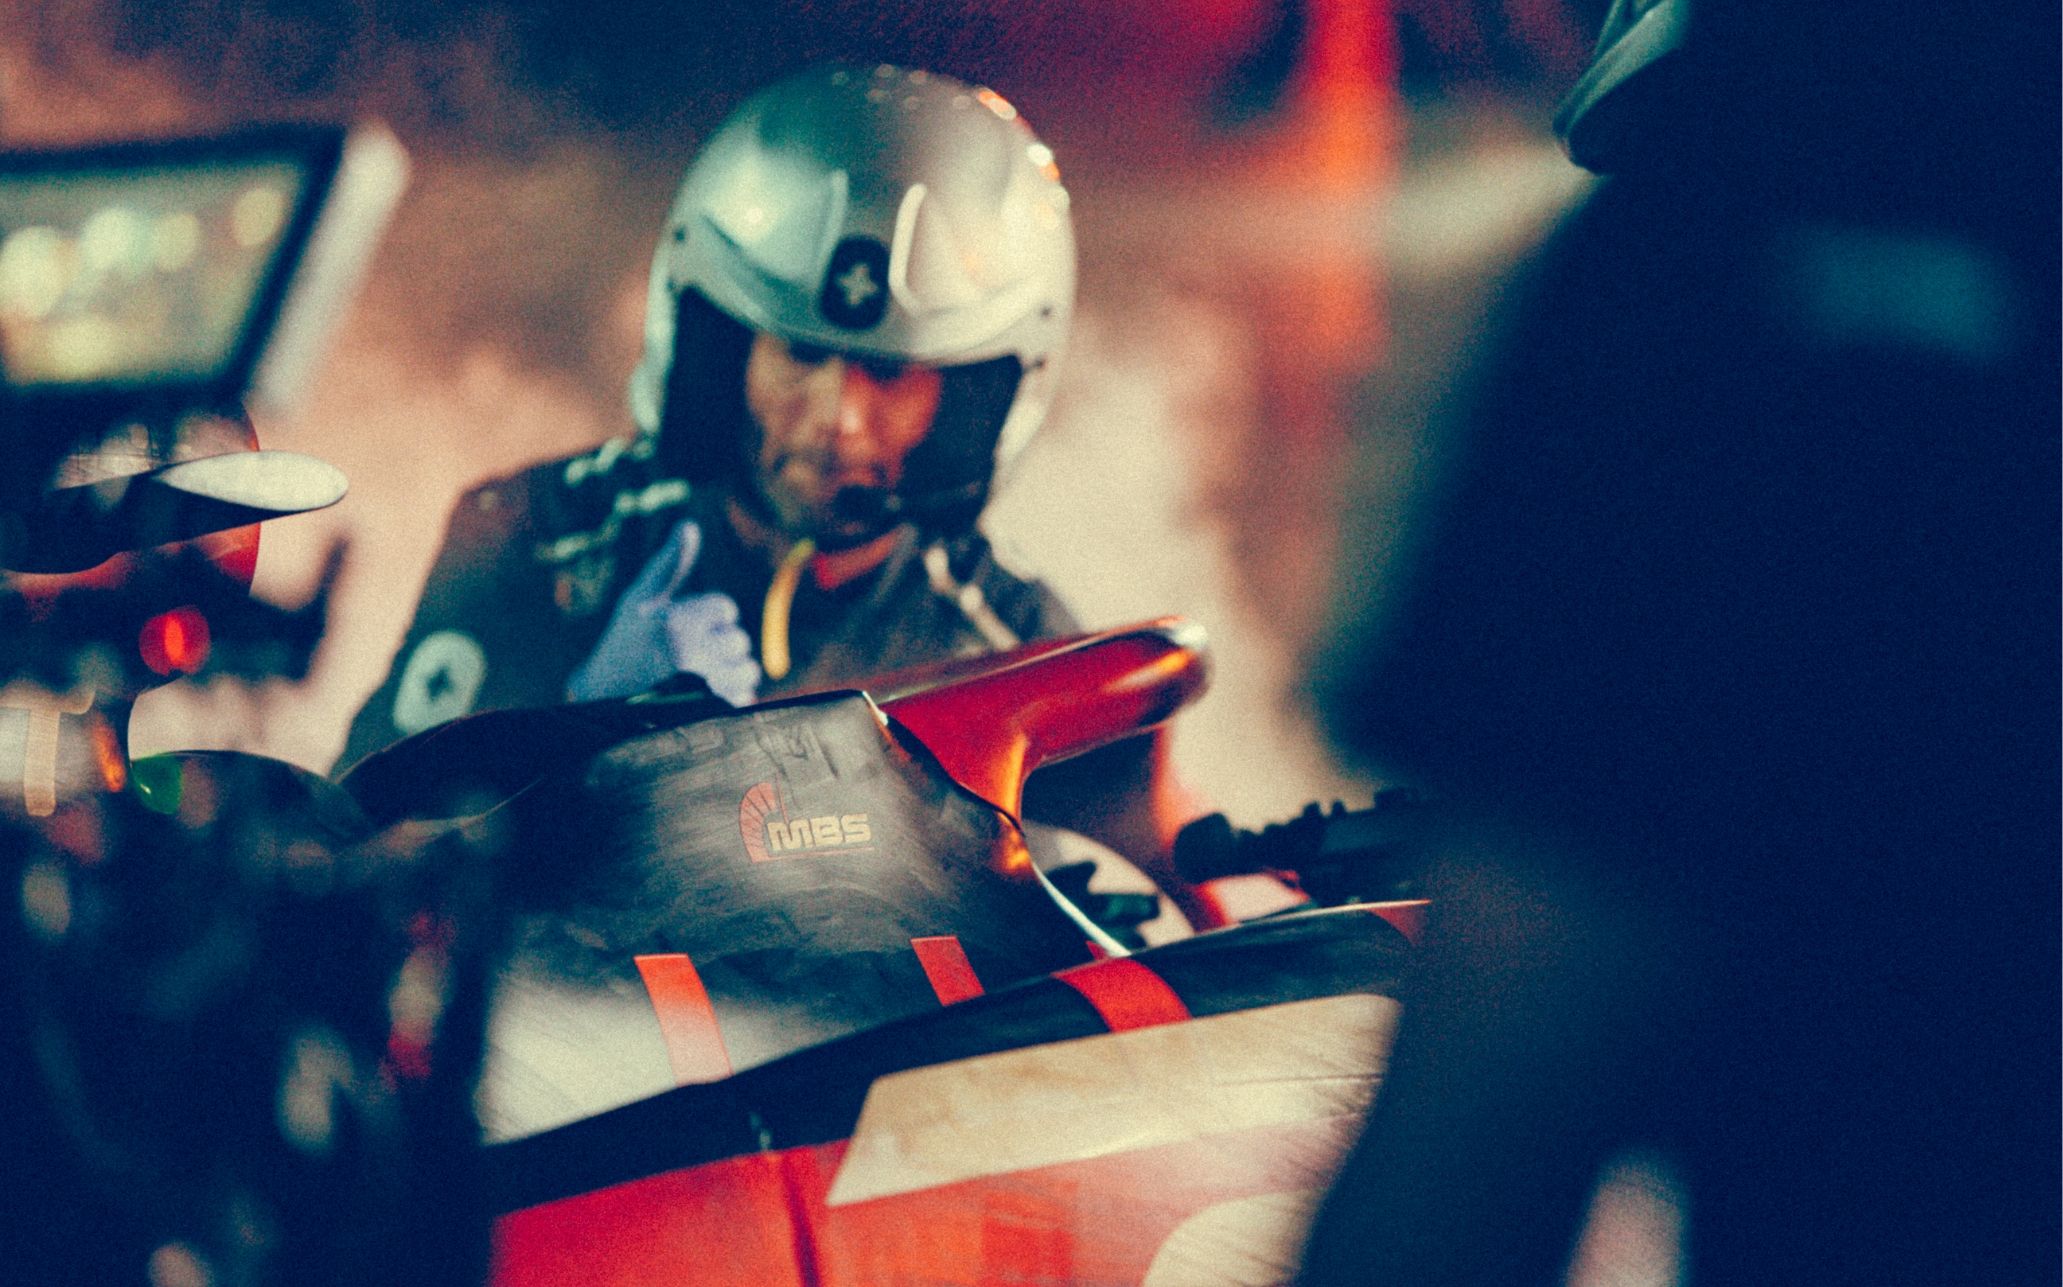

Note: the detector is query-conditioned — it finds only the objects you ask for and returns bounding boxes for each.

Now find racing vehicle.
[0,120,1426,1287]
[347,617,1426,1286]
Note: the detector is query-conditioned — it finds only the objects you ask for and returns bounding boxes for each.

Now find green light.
[129,754,184,814]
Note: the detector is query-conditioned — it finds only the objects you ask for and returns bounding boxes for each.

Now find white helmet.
[630,63,1076,536]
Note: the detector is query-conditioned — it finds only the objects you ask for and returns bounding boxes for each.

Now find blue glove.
[565,518,762,706]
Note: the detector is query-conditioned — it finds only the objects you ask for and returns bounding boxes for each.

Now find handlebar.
[1173,788,1435,907]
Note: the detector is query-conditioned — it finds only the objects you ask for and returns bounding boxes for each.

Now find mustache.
[769,446,888,484]
[767,450,893,506]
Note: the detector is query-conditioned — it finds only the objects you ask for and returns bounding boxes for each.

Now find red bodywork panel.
[1363,900,1430,944]
[879,618,1209,822]
[484,911,1408,1287]
[492,1115,1362,1287]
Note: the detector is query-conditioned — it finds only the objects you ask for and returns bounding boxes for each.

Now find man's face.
[743,332,943,547]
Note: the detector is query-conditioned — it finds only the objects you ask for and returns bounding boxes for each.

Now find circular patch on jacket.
[391,629,488,735]
[820,236,892,330]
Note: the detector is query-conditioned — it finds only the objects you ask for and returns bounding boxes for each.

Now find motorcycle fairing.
[496,1036,1375,1287]
[486,906,1409,1285]
[344,622,1220,1140]
[454,690,1107,1138]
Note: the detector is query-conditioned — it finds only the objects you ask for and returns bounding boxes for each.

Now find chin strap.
[761,533,1022,683]
[759,537,815,681]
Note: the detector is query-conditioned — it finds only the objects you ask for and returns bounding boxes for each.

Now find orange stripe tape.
[633,953,733,1085]
[910,935,985,1005]
[1054,957,1190,1032]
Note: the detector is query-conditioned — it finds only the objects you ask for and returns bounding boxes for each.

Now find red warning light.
[138,606,211,676]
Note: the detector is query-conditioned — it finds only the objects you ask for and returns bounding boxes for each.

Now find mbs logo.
[739,782,874,862]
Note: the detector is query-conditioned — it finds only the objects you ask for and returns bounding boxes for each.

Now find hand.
[565,519,762,706]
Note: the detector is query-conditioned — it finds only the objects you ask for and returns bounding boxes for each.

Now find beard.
[754,455,902,552]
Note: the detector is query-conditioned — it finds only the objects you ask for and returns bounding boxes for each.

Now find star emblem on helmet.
[836,260,879,310]
[820,236,892,329]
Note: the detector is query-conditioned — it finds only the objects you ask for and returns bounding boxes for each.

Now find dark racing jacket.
[338,434,1075,773]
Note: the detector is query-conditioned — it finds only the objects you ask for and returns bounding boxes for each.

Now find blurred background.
[0,0,1598,823]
